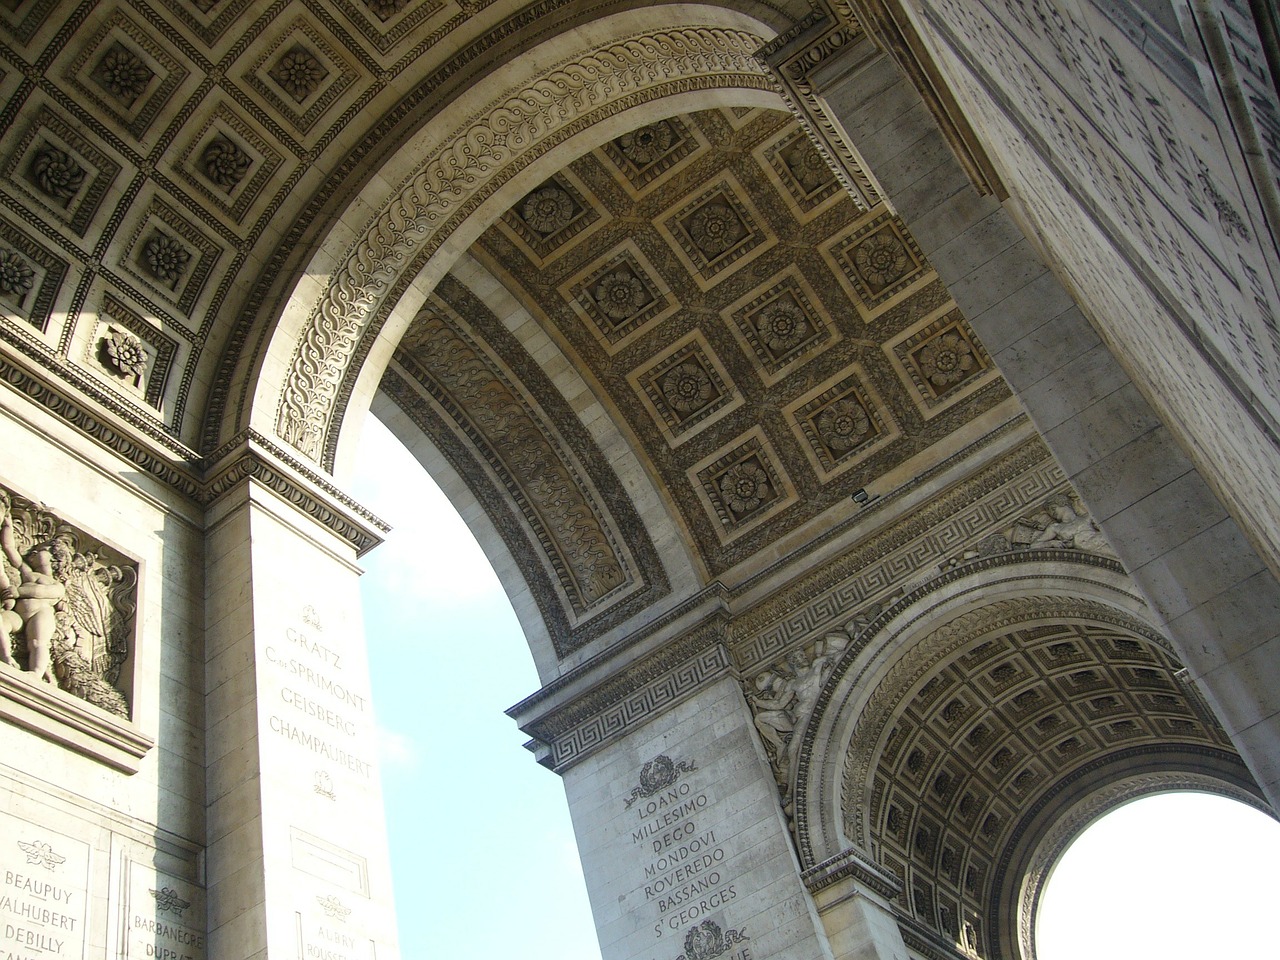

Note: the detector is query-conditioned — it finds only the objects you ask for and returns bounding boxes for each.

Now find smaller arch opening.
[1035,792,1280,960]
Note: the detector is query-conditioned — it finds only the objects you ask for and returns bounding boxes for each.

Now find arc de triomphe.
[0,2,1277,959]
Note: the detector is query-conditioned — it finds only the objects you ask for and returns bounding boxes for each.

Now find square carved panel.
[499,172,603,264]
[242,16,361,135]
[61,9,190,142]
[692,431,794,539]
[788,367,899,478]
[562,243,677,351]
[602,116,701,194]
[171,102,284,223]
[661,176,773,286]
[0,222,68,332]
[115,195,224,319]
[4,107,121,237]
[761,126,842,217]
[726,269,834,383]
[888,307,996,417]
[631,334,739,445]
[826,211,928,314]
[88,293,178,412]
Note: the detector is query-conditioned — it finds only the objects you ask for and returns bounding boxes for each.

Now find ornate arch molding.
[253,22,777,471]
[792,551,1150,868]
[1007,764,1270,960]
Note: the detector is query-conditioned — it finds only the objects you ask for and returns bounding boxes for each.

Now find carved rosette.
[275,28,771,464]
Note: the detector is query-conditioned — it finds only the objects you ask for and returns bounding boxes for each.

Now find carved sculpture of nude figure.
[0,495,69,683]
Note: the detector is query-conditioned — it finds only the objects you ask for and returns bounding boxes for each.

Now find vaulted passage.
[1,3,1277,960]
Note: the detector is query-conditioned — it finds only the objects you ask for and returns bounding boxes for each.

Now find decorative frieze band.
[512,616,732,772]
[730,437,1063,671]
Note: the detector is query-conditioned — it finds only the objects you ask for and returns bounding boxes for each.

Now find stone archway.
[219,13,783,474]
[795,554,1253,959]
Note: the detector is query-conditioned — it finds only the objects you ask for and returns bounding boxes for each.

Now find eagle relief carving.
[0,487,136,718]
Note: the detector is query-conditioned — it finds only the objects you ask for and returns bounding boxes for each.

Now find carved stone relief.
[0,486,137,719]
[474,107,1013,576]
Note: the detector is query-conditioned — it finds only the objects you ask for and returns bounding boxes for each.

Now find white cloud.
[375,721,421,772]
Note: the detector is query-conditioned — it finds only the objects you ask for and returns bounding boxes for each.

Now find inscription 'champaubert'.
[623,757,747,953]
[265,615,372,779]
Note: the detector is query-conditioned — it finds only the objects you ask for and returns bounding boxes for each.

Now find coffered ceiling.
[383,107,1016,625]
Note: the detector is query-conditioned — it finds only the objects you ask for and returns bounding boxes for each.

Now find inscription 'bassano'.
[625,755,745,947]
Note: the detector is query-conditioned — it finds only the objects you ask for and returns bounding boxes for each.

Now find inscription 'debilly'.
[0,832,87,960]
[624,757,744,947]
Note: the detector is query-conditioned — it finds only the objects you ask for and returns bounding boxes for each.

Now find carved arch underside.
[791,559,1254,960]
[378,275,669,657]
[268,25,777,469]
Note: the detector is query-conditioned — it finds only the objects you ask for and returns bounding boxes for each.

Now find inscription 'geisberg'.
[265,613,372,779]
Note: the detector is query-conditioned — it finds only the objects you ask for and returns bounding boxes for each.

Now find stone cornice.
[801,845,900,900]
[758,8,881,210]
[0,350,388,555]
[510,612,733,772]
[203,430,389,556]
[0,346,204,499]
[896,914,970,960]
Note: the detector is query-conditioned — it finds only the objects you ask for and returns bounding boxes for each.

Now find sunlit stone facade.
[0,2,1276,959]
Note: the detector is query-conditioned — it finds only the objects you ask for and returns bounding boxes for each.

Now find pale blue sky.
[350,416,601,960]
[351,415,1280,960]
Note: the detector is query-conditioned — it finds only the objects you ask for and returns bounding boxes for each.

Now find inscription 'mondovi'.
[622,756,744,945]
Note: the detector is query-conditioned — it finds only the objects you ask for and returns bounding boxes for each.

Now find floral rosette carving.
[916,330,976,389]
[365,0,409,21]
[0,250,35,298]
[29,146,85,202]
[719,461,769,516]
[143,234,191,284]
[816,398,871,452]
[593,269,648,321]
[270,48,327,102]
[94,44,152,103]
[202,137,251,190]
[661,361,714,415]
[853,229,909,291]
[521,185,575,235]
[783,139,831,193]
[756,300,809,355]
[617,121,676,166]
[104,330,148,381]
[688,202,746,258]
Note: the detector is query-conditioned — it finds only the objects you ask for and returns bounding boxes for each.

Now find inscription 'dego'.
[625,758,749,953]
[265,615,373,780]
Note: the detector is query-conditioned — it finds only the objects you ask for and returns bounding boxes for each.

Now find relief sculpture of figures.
[1029,500,1115,557]
[748,635,848,791]
[0,487,136,718]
